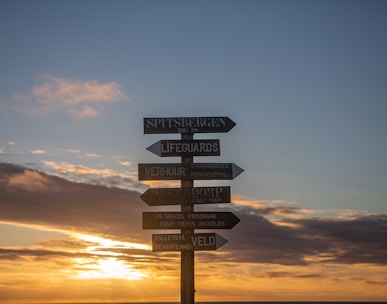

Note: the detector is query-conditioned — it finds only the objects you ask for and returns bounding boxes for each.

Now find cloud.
[84,153,100,158]
[1,162,387,268]
[42,160,142,190]
[64,148,81,153]
[217,203,387,266]
[0,141,17,156]
[33,75,128,106]
[5,75,128,118]
[30,149,48,155]
[119,160,131,167]
[7,170,53,191]
[0,162,146,242]
[69,105,100,118]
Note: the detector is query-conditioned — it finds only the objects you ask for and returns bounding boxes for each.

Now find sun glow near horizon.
[70,233,151,281]
[72,257,148,280]
[1,222,386,302]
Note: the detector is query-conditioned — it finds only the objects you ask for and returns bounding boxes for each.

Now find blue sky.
[0,1,387,302]
[1,0,386,213]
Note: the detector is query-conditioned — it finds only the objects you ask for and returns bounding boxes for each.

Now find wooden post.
[140,117,240,303]
[181,132,195,304]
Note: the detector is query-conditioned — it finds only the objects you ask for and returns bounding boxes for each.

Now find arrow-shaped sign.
[144,117,236,134]
[140,186,231,206]
[152,233,228,252]
[146,139,220,157]
[143,212,240,230]
[138,163,244,180]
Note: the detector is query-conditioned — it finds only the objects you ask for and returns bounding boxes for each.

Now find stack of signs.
[138,116,243,252]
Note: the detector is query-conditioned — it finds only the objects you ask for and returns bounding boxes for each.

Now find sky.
[0,0,386,302]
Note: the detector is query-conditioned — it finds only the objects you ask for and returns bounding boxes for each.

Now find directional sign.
[144,117,236,134]
[152,233,228,252]
[138,163,243,180]
[140,186,231,206]
[143,212,240,230]
[146,139,220,157]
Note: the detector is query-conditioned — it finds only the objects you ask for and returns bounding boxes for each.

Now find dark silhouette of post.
[140,117,241,303]
[181,132,194,304]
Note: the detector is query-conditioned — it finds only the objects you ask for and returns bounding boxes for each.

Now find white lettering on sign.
[164,213,184,220]
[187,213,217,220]
[192,235,215,247]
[159,221,174,227]
[177,221,195,228]
[198,221,226,228]
[190,171,229,178]
[194,163,229,169]
[154,243,192,251]
[153,234,186,241]
[191,187,223,198]
[161,142,219,154]
[145,117,227,129]
[194,197,222,203]
[144,166,185,177]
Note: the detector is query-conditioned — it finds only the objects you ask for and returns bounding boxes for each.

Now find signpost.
[140,186,231,206]
[138,116,243,304]
[152,233,228,252]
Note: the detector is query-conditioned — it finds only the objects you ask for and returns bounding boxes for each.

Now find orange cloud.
[30,149,48,155]
[1,163,387,302]
[6,75,128,118]
[69,105,99,118]
[7,171,52,191]
[42,160,143,191]
[33,75,127,106]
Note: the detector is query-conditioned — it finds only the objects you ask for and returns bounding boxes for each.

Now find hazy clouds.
[1,162,386,267]
[2,75,128,118]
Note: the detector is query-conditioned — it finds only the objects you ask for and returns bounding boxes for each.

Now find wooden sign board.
[140,186,231,206]
[144,117,236,134]
[146,139,220,157]
[143,212,240,230]
[138,163,243,180]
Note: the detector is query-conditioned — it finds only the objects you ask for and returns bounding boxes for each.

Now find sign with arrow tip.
[146,139,220,157]
[144,117,236,134]
[152,233,228,252]
[140,186,231,206]
[138,163,244,180]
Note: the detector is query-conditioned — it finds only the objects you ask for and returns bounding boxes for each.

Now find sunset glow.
[1,0,387,302]
[69,234,150,280]
[73,257,148,280]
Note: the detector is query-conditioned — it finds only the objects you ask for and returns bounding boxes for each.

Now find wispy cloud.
[0,162,145,241]
[141,180,181,188]
[4,75,128,118]
[119,160,131,167]
[30,149,48,155]
[63,148,81,154]
[7,170,53,191]
[84,153,100,158]
[0,141,17,156]
[43,160,142,191]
